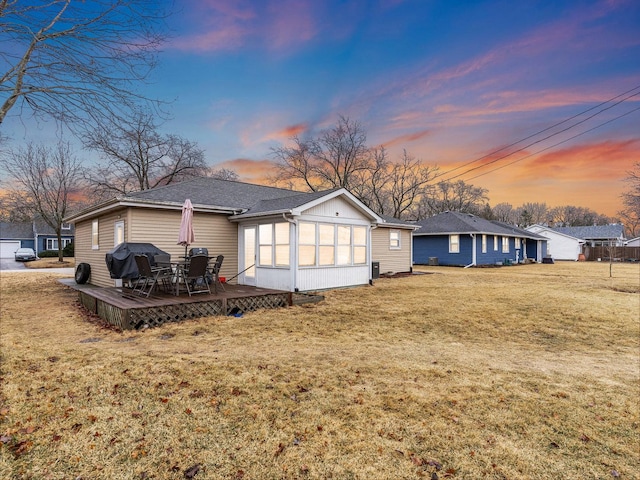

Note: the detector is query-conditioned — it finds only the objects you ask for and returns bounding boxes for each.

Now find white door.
[0,241,21,258]
[242,226,256,286]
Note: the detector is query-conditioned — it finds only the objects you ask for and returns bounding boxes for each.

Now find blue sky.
[4,0,640,215]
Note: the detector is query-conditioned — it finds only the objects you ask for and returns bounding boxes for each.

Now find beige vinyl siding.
[129,209,238,283]
[371,227,412,274]
[74,207,238,287]
[75,208,128,287]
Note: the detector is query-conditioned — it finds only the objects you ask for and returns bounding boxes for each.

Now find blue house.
[412,211,548,266]
[0,220,74,258]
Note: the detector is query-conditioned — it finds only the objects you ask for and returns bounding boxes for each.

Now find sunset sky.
[4,0,640,217]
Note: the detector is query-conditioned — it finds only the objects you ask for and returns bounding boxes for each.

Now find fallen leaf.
[611,470,620,478]
[235,470,244,479]
[579,433,591,442]
[183,464,201,478]
[431,473,439,480]
[185,408,192,415]
[10,440,33,458]
[274,442,285,457]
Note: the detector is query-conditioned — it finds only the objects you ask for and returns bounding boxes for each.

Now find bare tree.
[550,205,608,226]
[515,202,549,227]
[0,0,167,130]
[271,116,371,192]
[418,180,489,218]
[491,202,516,223]
[83,111,208,200]
[207,168,240,181]
[0,141,84,261]
[619,161,640,237]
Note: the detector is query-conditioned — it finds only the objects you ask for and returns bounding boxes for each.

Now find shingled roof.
[125,177,304,211]
[413,211,546,239]
[551,224,625,241]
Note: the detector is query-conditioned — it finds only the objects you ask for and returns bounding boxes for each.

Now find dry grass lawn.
[24,258,75,269]
[0,262,638,479]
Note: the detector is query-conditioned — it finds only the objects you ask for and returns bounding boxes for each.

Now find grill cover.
[105,242,170,279]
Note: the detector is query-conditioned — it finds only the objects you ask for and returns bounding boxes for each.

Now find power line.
[434,84,640,183]
[463,104,640,182]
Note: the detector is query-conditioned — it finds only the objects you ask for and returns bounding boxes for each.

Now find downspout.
[282,213,297,292]
[464,233,476,268]
[369,223,378,285]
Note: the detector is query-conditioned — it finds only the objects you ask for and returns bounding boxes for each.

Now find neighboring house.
[412,211,548,266]
[0,220,74,258]
[64,177,415,292]
[625,237,640,247]
[526,224,585,261]
[550,224,626,247]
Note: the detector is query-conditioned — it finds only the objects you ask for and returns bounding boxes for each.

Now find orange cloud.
[265,123,308,141]
[382,129,431,149]
[217,158,278,183]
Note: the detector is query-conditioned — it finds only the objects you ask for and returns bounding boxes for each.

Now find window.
[449,234,460,253]
[389,230,401,250]
[92,220,99,249]
[258,223,290,267]
[353,226,367,264]
[62,223,71,230]
[258,224,273,266]
[336,225,351,265]
[46,238,72,250]
[298,222,368,267]
[274,223,290,266]
[482,234,487,253]
[515,238,521,249]
[502,236,509,253]
[299,222,316,266]
[114,220,124,246]
[493,235,498,251]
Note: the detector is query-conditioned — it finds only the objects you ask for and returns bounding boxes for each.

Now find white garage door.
[0,241,21,258]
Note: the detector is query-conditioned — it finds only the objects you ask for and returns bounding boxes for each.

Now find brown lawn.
[0,262,638,479]
[24,258,75,269]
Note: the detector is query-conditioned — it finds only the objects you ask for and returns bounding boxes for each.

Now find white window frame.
[46,238,72,250]
[114,220,125,247]
[298,222,316,267]
[62,223,71,230]
[318,223,336,266]
[449,234,460,253]
[389,230,401,250]
[353,226,367,265]
[258,222,291,267]
[482,234,487,254]
[92,220,99,250]
[515,237,521,249]
[502,236,510,253]
[298,222,368,268]
[493,235,498,251]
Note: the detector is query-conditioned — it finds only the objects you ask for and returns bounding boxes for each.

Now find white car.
[14,248,37,261]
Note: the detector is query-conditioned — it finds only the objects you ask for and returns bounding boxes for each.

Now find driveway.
[0,258,74,275]
[0,258,28,271]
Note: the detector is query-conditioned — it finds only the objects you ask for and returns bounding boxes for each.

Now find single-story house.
[64,177,415,292]
[0,220,74,257]
[525,224,585,261]
[412,211,548,266]
[550,224,626,247]
[625,236,640,247]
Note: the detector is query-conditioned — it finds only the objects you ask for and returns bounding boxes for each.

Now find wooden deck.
[60,279,323,330]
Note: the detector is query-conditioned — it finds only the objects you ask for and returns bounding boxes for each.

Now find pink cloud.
[170,0,322,54]
[382,129,431,149]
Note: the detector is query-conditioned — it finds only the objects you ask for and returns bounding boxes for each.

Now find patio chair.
[182,254,211,296]
[132,254,173,297]
[209,254,225,293]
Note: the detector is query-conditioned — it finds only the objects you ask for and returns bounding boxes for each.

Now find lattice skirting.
[77,292,292,330]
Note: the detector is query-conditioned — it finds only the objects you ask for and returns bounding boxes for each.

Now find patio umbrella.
[177,198,195,258]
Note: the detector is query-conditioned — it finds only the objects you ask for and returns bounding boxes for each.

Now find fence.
[583,246,640,262]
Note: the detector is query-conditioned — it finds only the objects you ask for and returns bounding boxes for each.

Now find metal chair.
[209,254,225,293]
[182,254,211,296]
[132,254,173,297]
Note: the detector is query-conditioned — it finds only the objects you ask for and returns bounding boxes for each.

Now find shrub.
[63,242,74,257]
[38,250,59,258]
